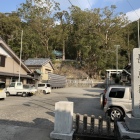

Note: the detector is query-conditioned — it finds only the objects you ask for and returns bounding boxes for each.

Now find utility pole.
[114,45,120,75]
[18,30,23,82]
[138,19,140,48]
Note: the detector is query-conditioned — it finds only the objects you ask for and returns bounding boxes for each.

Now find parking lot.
[0,87,104,140]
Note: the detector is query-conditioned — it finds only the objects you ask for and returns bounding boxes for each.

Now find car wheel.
[109,107,124,121]
[100,93,104,109]
[6,92,10,97]
[0,98,5,100]
[43,90,46,94]
[22,92,27,97]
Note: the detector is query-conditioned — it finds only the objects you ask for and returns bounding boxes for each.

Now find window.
[17,83,22,86]
[9,83,15,87]
[38,84,45,87]
[47,84,51,87]
[45,69,51,74]
[109,88,125,98]
[0,55,6,67]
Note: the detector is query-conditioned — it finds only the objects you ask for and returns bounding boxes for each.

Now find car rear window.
[109,88,125,98]
[38,84,45,87]
[47,84,51,87]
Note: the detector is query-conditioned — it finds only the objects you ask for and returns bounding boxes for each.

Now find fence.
[67,79,105,88]
[73,114,119,140]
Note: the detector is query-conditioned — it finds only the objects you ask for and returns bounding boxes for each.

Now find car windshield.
[0,82,5,89]
[38,84,45,87]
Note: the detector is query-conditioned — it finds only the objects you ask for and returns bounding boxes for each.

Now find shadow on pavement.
[0,118,54,129]
[84,88,104,93]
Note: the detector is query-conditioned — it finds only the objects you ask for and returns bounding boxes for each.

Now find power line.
[126,0,140,18]
[68,0,73,6]
[87,0,92,9]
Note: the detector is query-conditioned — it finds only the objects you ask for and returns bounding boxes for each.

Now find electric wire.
[126,0,140,18]
[76,0,82,8]
[87,0,92,9]
[68,0,73,6]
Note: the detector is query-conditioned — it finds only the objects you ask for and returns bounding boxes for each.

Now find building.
[24,58,54,82]
[0,37,32,86]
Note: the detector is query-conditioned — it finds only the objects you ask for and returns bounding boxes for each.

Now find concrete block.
[117,122,140,139]
[131,48,140,118]
[50,101,74,140]
[125,113,140,131]
[50,130,74,140]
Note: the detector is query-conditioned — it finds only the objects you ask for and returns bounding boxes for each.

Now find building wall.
[26,63,53,82]
[0,56,27,75]
[41,63,53,81]
[0,44,31,86]
[0,45,27,75]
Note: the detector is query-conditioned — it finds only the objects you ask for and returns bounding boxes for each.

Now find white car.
[0,81,6,100]
[37,83,51,94]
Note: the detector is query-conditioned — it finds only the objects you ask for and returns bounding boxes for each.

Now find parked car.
[0,81,6,100]
[100,87,107,109]
[5,82,37,97]
[23,84,37,96]
[37,83,51,94]
[101,85,132,121]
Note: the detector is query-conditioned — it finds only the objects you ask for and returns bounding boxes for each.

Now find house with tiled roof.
[0,37,32,86]
[24,58,54,82]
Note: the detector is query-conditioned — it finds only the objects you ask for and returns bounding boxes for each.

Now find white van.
[0,81,6,99]
[37,83,51,94]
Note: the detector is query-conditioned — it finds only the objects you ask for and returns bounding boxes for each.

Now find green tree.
[18,0,60,57]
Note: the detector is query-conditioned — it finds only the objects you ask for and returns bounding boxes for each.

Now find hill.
[53,60,88,79]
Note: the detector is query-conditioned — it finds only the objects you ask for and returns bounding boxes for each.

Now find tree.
[18,0,60,57]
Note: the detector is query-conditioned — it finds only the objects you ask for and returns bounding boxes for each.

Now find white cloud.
[126,8,140,22]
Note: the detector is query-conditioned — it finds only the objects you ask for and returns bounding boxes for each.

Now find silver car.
[102,85,132,121]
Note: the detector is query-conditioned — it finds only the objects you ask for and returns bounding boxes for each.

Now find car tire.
[0,98,5,100]
[100,93,104,109]
[6,92,10,97]
[109,107,124,121]
[22,92,27,97]
[43,90,46,94]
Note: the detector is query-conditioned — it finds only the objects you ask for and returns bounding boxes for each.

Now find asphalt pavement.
[0,87,104,140]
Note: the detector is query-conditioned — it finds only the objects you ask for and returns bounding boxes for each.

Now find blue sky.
[0,0,140,22]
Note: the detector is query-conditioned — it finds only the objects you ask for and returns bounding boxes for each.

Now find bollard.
[83,114,87,134]
[75,113,80,133]
[114,117,118,137]
[90,115,95,135]
[106,116,111,136]
[98,116,103,135]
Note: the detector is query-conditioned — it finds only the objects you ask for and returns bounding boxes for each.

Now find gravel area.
[0,87,104,131]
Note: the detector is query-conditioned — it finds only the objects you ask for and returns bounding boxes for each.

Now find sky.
[0,0,140,22]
